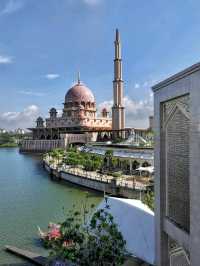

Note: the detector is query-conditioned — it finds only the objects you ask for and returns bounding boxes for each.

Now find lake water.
[0,148,102,265]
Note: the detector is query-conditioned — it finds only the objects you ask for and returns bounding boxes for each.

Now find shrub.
[111,172,121,178]
[142,161,151,167]
[142,191,154,211]
[42,203,128,266]
[132,160,140,170]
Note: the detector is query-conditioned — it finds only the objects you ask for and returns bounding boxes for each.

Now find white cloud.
[133,79,157,91]
[1,0,24,15]
[45,73,60,80]
[134,83,140,89]
[0,55,13,64]
[98,94,153,129]
[83,0,102,6]
[57,109,62,116]
[18,90,45,97]
[0,105,40,130]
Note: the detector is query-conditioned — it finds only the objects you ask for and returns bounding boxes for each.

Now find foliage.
[142,161,151,167]
[132,160,140,170]
[111,157,119,169]
[142,191,154,211]
[112,137,122,144]
[83,154,102,171]
[111,172,121,178]
[0,133,17,147]
[107,172,121,178]
[46,148,104,173]
[0,142,18,147]
[79,208,127,266]
[42,201,128,266]
[105,149,113,158]
[104,150,114,170]
[121,160,129,171]
[48,149,66,166]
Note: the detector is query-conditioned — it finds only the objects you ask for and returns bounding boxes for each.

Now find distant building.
[152,62,200,266]
[15,128,25,135]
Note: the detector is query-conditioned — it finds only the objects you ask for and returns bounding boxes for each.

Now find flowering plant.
[40,199,128,266]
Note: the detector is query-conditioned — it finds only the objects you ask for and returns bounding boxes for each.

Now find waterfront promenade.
[59,164,148,190]
[43,158,150,199]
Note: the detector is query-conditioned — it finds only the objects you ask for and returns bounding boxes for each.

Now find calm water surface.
[0,148,102,265]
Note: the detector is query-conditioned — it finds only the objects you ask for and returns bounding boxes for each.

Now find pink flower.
[48,228,61,240]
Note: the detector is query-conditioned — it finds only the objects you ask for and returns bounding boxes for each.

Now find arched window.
[46,135,51,140]
[53,134,58,140]
[40,135,45,140]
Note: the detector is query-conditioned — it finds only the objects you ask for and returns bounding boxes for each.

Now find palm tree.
[105,149,113,170]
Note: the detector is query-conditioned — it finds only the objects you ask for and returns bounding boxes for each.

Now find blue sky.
[0,0,200,129]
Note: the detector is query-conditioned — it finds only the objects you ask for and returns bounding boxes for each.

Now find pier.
[5,245,46,265]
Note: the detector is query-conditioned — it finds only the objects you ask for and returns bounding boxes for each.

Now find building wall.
[20,133,95,152]
[153,63,200,266]
[20,139,66,152]
[45,116,112,129]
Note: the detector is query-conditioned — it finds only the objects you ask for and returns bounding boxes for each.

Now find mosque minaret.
[112,29,125,132]
[21,29,154,152]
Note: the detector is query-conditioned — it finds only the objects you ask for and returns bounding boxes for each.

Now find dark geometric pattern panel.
[163,94,190,232]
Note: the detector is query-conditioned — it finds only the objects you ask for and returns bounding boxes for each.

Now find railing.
[44,158,148,191]
[56,165,112,184]
[116,179,147,190]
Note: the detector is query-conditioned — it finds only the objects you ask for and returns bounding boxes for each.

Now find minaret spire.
[116,28,120,42]
[115,28,121,62]
[112,29,125,135]
[77,71,80,84]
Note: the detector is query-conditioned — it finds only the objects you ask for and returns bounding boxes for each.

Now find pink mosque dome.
[65,81,95,104]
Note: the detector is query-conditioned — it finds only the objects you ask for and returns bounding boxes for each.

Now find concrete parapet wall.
[20,139,65,152]
[118,186,142,199]
[61,172,109,192]
[44,161,143,199]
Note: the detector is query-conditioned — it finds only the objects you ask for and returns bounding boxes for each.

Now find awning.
[136,166,154,174]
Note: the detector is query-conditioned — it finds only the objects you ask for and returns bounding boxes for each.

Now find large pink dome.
[65,82,95,103]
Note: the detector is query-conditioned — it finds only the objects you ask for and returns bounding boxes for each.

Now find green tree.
[132,160,140,170]
[142,191,154,211]
[0,133,16,146]
[142,161,151,167]
[104,150,114,170]
[44,205,128,266]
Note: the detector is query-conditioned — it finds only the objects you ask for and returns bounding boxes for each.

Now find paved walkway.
[46,159,148,191]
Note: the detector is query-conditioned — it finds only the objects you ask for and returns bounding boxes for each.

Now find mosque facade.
[20,29,151,152]
[31,76,112,141]
[27,29,126,144]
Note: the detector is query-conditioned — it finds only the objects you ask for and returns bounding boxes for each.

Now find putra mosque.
[21,29,153,152]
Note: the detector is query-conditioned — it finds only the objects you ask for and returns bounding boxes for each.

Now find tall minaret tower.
[112,29,125,133]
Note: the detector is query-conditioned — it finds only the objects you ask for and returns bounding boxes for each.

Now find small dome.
[65,82,95,104]
[36,116,43,121]
[102,108,108,113]
[50,108,57,113]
